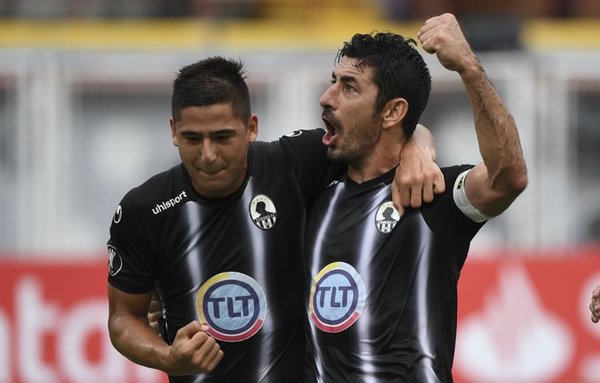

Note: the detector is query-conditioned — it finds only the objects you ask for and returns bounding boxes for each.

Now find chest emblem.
[249,194,277,230]
[197,272,268,342]
[375,201,400,233]
[309,262,365,333]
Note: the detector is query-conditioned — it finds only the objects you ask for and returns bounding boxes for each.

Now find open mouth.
[321,113,339,146]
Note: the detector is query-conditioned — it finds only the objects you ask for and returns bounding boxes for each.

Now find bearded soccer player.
[106,56,442,382]
[305,13,528,382]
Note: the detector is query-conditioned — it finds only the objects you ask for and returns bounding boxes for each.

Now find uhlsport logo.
[249,194,277,230]
[309,262,365,333]
[375,201,400,233]
[152,191,188,215]
[197,272,267,342]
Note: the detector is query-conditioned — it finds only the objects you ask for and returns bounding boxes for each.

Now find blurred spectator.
[0,0,263,19]
[1,0,600,21]
[377,0,600,20]
[569,0,600,17]
[375,0,454,20]
[189,0,263,19]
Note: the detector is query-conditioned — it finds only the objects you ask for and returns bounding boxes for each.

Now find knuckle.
[399,175,413,185]
[205,336,216,347]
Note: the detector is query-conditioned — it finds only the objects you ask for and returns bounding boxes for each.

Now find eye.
[213,131,236,141]
[182,134,201,143]
[343,84,356,93]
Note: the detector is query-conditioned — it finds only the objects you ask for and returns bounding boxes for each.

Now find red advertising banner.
[454,246,600,383]
[0,257,167,383]
[1,248,600,383]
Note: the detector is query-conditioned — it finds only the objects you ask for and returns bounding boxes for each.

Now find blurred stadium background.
[1,0,600,382]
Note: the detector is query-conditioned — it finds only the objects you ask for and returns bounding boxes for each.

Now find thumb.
[178,320,204,338]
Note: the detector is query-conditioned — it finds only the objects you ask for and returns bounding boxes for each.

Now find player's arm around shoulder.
[108,285,223,375]
[418,13,528,218]
[393,124,445,213]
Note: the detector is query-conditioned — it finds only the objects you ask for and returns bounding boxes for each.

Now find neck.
[347,131,403,184]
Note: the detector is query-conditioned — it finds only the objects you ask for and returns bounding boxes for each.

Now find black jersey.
[107,129,342,383]
[305,165,485,383]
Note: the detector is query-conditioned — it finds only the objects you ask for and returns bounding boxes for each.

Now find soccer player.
[106,56,442,382]
[305,13,528,382]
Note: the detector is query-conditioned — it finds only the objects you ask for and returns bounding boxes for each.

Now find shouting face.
[319,57,381,167]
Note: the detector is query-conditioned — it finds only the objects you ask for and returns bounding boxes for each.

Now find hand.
[392,124,445,214]
[417,13,477,74]
[590,285,600,323]
[167,321,224,375]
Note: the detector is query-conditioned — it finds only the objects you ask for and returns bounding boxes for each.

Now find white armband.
[453,169,490,223]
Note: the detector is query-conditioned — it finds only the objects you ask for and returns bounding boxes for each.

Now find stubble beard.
[327,123,380,169]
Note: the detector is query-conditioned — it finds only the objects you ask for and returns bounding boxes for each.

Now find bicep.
[108,284,153,322]
[464,162,517,217]
[107,285,170,369]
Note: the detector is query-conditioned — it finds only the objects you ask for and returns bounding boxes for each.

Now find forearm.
[459,61,527,195]
[418,13,527,215]
[406,124,436,162]
[109,312,171,372]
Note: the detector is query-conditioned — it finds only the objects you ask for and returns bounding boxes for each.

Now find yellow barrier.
[0,18,599,50]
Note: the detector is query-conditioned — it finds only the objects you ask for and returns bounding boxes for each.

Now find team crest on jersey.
[309,262,365,333]
[107,245,123,276]
[375,201,400,233]
[197,272,268,342]
[249,194,277,230]
[113,205,122,224]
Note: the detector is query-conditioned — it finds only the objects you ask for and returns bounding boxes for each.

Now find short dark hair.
[337,32,431,138]
[171,56,251,122]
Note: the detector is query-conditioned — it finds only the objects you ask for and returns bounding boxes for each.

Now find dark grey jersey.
[107,129,343,383]
[305,165,484,383]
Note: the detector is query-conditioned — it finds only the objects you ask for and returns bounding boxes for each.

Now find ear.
[169,117,178,147]
[247,114,259,142]
[382,98,408,130]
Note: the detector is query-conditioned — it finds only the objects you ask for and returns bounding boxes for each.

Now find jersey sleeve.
[107,187,158,294]
[253,129,346,207]
[420,165,486,243]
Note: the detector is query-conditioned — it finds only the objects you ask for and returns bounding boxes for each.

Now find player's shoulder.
[251,129,324,151]
[119,164,188,212]
[249,129,326,172]
[440,165,475,192]
[420,164,483,239]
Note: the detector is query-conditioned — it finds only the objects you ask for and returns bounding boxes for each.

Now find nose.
[320,84,336,109]
[200,139,218,164]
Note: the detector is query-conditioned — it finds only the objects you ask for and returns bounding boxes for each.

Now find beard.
[326,119,380,167]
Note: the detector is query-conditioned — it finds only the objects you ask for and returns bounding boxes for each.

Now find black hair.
[337,32,431,138]
[171,56,251,122]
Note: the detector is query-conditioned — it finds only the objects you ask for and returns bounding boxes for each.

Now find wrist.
[154,343,174,373]
[404,127,436,162]
[458,56,485,82]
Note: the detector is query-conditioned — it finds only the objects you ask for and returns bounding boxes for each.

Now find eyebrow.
[331,71,359,86]
[339,75,358,85]
[179,128,236,137]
